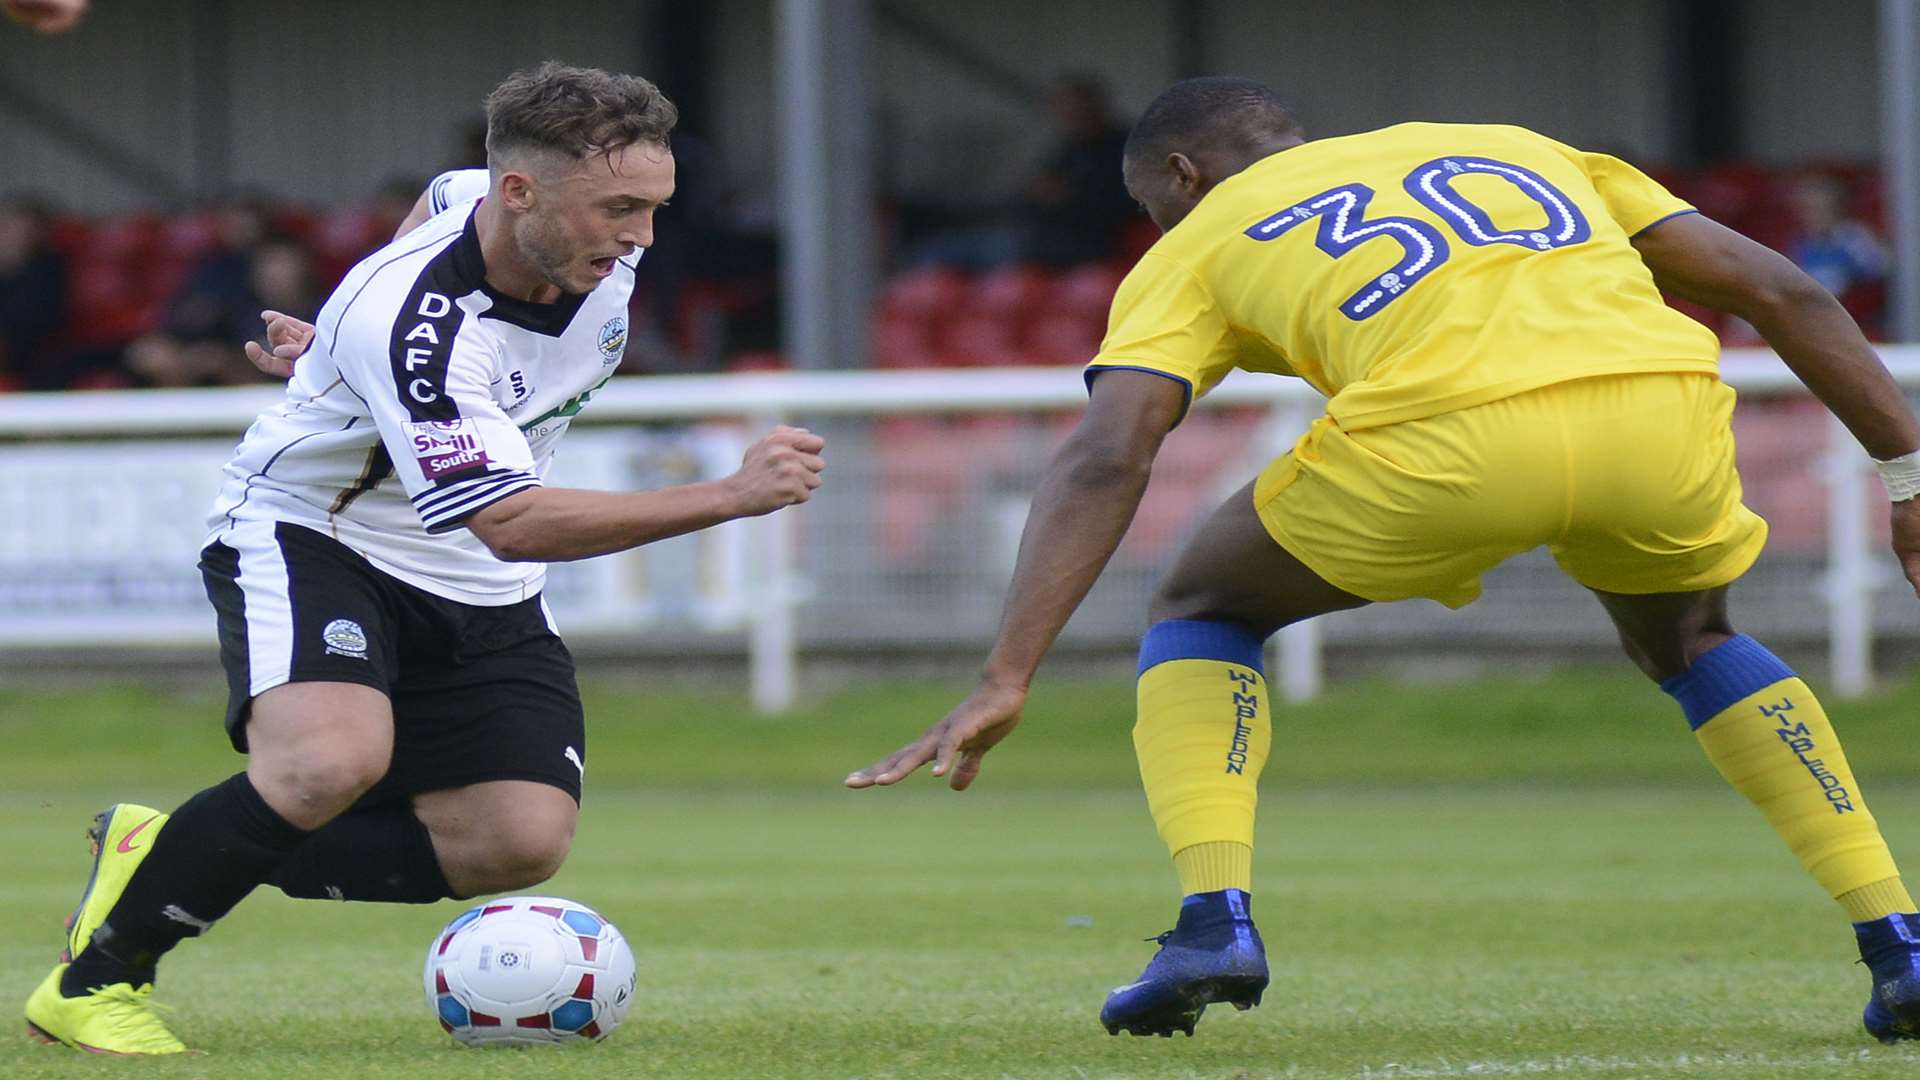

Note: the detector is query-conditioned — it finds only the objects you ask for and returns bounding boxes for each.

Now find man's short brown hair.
[484,62,678,168]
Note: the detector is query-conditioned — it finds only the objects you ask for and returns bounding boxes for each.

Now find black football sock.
[270,804,458,903]
[62,772,306,996]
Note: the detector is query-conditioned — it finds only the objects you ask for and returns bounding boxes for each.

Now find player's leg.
[1556,373,1917,1041]
[1106,403,1556,1036]
[266,591,586,904]
[1594,584,1920,1040]
[27,521,398,1054]
[279,780,576,907]
[1102,477,1369,1037]
[414,781,578,897]
[63,682,391,975]
[1137,477,1366,900]
[29,683,391,1054]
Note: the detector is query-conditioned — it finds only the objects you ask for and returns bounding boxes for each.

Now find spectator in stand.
[126,216,319,388]
[0,196,69,390]
[910,74,1137,270]
[635,130,779,371]
[1019,74,1137,265]
[1788,172,1890,337]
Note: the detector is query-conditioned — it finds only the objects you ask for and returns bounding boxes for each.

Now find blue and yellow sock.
[1663,634,1914,922]
[1133,619,1271,897]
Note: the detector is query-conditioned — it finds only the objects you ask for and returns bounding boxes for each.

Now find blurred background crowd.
[0,0,1905,392]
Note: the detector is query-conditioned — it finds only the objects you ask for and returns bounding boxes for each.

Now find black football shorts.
[199,521,585,804]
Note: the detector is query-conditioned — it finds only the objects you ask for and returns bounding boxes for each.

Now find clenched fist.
[725,426,826,516]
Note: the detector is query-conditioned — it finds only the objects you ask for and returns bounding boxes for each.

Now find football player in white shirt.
[28,62,825,1055]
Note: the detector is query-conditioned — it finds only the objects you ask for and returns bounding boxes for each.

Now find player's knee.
[471,824,573,891]
[1614,631,1670,682]
[1148,575,1217,626]
[1615,627,1738,684]
[1681,629,1737,668]
[252,748,387,827]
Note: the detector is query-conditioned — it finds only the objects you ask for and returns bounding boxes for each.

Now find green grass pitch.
[6,670,1920,1078]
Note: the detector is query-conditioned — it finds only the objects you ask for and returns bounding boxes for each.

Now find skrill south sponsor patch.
[408,419,491,480]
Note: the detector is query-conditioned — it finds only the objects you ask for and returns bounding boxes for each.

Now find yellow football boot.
[61,804,166,963]
[23,965,185,1055]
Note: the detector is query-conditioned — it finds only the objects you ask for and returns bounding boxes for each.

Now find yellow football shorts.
[1253,373,1768,608]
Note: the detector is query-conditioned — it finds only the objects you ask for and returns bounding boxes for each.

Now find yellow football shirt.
[1089,122,1720,429]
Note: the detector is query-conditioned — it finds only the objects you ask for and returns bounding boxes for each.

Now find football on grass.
[423,895,637,1047]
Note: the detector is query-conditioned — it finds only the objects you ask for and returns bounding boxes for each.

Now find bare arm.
[975,372,1186,687]
[464,426,824,562]
[1633,212,1920,459]
[846,370,1187,789]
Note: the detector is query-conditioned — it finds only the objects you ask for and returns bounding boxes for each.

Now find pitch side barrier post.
[0,346,1914,708]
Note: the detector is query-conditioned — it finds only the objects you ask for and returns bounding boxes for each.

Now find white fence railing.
[0,346,1915,710]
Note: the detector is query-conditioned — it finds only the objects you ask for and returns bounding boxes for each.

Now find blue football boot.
[1100,889,1268,1037]
[1857,912,1920,1043]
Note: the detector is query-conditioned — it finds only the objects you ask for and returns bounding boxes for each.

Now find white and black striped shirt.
[206,170,641,605]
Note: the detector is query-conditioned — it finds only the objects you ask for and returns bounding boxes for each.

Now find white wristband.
[1874,451,1920,503]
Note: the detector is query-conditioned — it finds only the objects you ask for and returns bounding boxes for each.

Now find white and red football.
[422,895,637,1047]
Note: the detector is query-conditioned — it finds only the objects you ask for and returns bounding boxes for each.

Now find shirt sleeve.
[331,278,541,534]
[1083,252,1238,418]
[1566,148,1697,238]
[426,169,490,216]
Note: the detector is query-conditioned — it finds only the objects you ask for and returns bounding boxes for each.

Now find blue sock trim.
[1138,619,1265,676]
[1855,912,1920,941]
[1175,887,1251,903]
[1658,634,1795,731]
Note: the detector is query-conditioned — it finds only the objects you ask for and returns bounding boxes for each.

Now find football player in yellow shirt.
[849,77,1920,1041]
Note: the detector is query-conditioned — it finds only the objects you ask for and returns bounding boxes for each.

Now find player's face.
[1123,153,1207,234]
[514,142,676,295]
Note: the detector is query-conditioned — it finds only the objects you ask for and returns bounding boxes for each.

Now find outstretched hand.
[243,310,315,378]
[1892,501,1920,599]
[845,681,1027,791]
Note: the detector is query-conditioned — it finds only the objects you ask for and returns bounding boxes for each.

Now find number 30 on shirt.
[1245,155,1592,321]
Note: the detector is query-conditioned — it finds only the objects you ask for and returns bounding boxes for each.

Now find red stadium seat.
[725,350,789,372]
[63,254,160,348]
[870,310,936,369]
[161,212,222,262]
[1729,398,1827,549]
[1051,262,1124,319]
[69,369,135,391]
[877,266,968,319]
[969,264,1049,318]
[1692,162,1790,249]
[1688,162,1773,222]
[45,217,92,259]
[937,311,1021,364]
[270,206,318,244]
[1852,170,1887,231]
[1024,310,1103,366]
[872,416,968,561]
[139,252,195,307]
[91,214,162,261]
[1126,411,1262,552]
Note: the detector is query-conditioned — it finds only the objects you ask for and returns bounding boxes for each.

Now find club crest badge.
[322,619,369,659]
[597,316,627,365]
